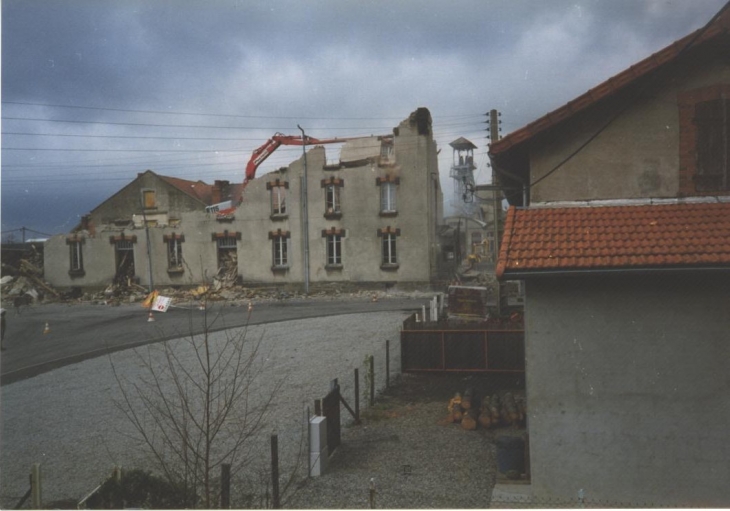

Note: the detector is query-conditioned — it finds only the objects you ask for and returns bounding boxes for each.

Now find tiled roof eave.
[500,264,730,280]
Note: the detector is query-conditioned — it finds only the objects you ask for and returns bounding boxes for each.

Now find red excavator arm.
[216,132,357,217]
[244,133,355,188]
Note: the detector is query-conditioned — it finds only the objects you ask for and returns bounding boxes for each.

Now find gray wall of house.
[234,115,442,287]
[44,111,444,291]
[529,58,730,203]
[89,171,205,226]
[524,273,730,506]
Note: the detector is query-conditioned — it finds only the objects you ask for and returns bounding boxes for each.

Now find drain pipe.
[298,125,310,295]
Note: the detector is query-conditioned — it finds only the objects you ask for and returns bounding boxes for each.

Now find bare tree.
[110,300,282,508]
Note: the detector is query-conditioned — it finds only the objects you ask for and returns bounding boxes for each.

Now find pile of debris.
[0,256,59,308]
[447,389,527,431]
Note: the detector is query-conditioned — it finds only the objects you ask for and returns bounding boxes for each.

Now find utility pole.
[298,125,310,295]
[489,109,502,316]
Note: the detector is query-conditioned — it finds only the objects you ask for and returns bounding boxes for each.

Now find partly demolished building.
[44,108,446,293]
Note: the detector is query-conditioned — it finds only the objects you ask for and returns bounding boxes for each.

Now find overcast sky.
[1,0,726,238]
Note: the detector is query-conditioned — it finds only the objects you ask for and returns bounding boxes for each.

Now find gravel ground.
[1,308,518,509]
[287,372,503,509]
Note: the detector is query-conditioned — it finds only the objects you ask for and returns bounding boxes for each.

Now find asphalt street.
[0,296,422,385]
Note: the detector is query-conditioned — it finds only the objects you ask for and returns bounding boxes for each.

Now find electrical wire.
[2,100,481,121]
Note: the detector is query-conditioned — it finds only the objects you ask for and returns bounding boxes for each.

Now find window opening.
[143,189,156,209]
[114,240,135,286]
[216,236,238,278]
[695,97,730,190]
[327,234,342,265]
[167,238,183,270]
[69,241,83,272]
[272,236,288,267]
[325,184,341,215]
[271,186,287,215]
[381,182,397,213]
[382,233,397,265]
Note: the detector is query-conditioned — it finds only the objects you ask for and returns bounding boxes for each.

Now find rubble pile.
[0,251,59,307]
[1,245,439,307]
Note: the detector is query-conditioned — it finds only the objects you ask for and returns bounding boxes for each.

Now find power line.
[2,131,252,141]
[2,100,482,121]
[2,147,248,153]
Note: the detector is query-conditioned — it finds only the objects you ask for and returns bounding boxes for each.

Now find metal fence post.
[271,434,280,509]
[354,368,360,423]
[30,463,42,509]
[221,463,231,509]
[369,355,375,407]
[385,340,390,389]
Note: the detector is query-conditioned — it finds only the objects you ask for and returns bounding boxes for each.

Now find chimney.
[212,180,231,205]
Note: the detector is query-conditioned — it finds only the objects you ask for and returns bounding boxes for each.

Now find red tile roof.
[489,6,730,157]
[158,175,213,204]
[496,202,730,279]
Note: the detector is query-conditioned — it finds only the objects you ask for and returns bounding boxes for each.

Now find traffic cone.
[147,311,155,322]
[43,322,50,334]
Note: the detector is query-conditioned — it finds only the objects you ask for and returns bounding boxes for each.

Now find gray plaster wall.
[44,111,444,291]
[88,170,206,226]
[524,273,730,506]
[529,58,730,203]
[226,115,441,287]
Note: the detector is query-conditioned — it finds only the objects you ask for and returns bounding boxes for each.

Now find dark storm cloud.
[2,0,727,235]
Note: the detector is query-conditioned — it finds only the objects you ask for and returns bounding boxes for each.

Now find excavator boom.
[216,132,359,216]
[244,133,356,187]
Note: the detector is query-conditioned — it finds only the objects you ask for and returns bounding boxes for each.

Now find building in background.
[44,108,446,292]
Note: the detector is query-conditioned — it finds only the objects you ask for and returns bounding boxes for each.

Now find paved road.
[0,297,422,385]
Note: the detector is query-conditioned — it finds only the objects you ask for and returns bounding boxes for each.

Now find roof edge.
[489,4,730,157]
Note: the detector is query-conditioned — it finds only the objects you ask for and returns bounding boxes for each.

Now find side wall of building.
[44,111,444,291]
[528,57,730,203]
[524,273,730,506]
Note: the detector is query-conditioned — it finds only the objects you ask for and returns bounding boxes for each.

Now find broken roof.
[496,201,730,279]
[158,175,214,204]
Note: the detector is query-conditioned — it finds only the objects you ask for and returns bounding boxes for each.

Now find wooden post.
[354,368,360,423]
[369,355,375,407]
[307,406,312,479]
[369,478,376,509]
[112,466,123,509]
[271,434,280,509]
[385,340,390,389]
[221,464,231,509]
[30,463,42,509]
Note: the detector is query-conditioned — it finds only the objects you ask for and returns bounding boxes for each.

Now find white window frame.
[380,182,397,213]
[272,236,288,267]
[382,233,397,265]
[271,186,286,215]
[325,184,341,214]
[327,234,342,265]
[69,241,83,271]
[167,238,183,270]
